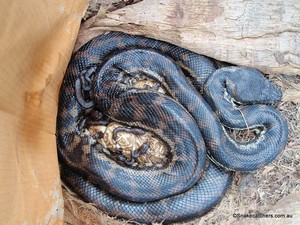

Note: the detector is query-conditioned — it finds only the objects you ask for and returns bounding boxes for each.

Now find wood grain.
[78,0,300,75]
[0,0,87,224]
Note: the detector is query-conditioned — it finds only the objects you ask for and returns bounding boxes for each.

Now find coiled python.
[56,32,288,224]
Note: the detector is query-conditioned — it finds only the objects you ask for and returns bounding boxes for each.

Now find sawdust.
[62,1,300,224]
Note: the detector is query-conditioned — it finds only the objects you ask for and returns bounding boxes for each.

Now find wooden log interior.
[0,0,87,224]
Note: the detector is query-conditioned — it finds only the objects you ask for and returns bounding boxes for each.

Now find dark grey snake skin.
[56,32,288,224]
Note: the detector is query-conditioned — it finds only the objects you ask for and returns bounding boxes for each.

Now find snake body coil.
[57,32,288,223]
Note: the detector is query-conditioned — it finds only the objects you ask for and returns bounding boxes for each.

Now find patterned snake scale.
[56,32,288,224]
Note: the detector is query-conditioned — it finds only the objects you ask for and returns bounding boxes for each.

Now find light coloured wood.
[0,0,87,224]
[78,0,300,75]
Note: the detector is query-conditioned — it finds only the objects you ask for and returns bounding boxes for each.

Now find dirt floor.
[62,1,300,224]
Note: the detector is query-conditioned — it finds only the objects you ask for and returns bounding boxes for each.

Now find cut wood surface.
[0,0,87,224]
[77,0,300,75]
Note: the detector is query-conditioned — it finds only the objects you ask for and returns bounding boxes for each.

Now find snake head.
[224,67,282,105]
